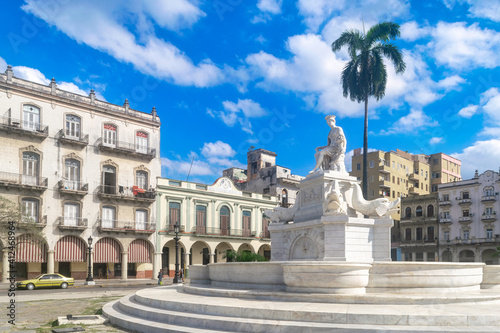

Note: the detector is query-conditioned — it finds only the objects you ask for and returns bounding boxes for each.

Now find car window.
[33,274,43,279]
[50,275,61,279]
[39,275,51,280]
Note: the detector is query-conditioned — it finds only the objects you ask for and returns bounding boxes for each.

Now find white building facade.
[0,66,161,281]
[438,170,500,264]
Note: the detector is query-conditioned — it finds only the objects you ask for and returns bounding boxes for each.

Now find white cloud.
[436,75,466,90]
[140,0,206,30]
[444,0,500,22]
[161,157,213,177]
[481,88,500,125]
[452,139,500,179]
[400,21,431,41]
[458,105,479,118]
[428,21,500,70]
[208,99,267,134]
[0,57,6,72]
[257,0,282,14]
[479,127,500,137]
[429,137,443,145]
[380,109,438,135]
[21,0,225,88]
[201,141,236,158]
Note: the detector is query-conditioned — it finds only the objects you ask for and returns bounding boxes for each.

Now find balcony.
[58,180,88,196]
[0,116,48,139]
[190,226,255,238]
[481,195,497,202]
[408,173,417,180]
[57,217,88,231]
[159,224,186,235]
[379,165,391,174]
[379,180,391,189]
[0,171,48,192]
[457,198,472,205]
[439,200,451,206]
[20,215,47,227]
[97,185,156,203]
[261,230,271,239]
[439,217,452,224]
[96,138,156,160]
[98,219,156,234]
[459,216,472,223]
[408,187,418,195]
[446,237,500,245]
[57,129,89,147]
[482,213,497,222]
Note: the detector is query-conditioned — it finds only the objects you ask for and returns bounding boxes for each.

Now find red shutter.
[54,236,86,262]
[16,234,47,263]
[128,239,151,263]
[94,237,121,263]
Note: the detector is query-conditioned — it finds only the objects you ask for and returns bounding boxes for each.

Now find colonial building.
[399,193,439,261]
[156,177,277,277]
[0,66,161,281]
[224,148,303,208]
[438,170,500,264]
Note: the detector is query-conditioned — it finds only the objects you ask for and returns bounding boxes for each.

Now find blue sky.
[1,0,499,184]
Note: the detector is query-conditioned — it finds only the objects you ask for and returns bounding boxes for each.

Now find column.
[234,203,239,232]
[252,206,259,237]
[210,253,215,264]
[47,250,55,274]
[186,197,192,232]
[211,200,216,232]
[121,252,128,281]
[152,252,162,280]
[2,249,9,283]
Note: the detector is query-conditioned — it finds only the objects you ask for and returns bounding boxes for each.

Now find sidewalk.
[0,277,170,290]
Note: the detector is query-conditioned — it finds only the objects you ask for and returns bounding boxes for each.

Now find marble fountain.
[104,115,500,332]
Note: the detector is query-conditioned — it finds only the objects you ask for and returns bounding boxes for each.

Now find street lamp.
[85,236,95,285]
[173,224,180,284]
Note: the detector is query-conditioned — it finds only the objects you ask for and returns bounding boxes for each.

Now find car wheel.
[26,283,35,290]
[61,282,68,289]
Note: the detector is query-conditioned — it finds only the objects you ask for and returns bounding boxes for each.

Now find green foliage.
[224,250,268,262]
[0,195,45,243]
[494,246,500,258]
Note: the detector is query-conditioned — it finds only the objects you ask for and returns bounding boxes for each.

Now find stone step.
[103,286,500,332]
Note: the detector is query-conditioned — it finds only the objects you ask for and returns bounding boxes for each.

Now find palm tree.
[332,22,405,199]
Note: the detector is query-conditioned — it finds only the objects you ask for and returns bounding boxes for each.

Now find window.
[431,185,438,192]
[369,175,374,183]
[427,252,436,261]
[22,198,39,223]
[427,205,434,217]
[103,124,117,147]
[443,231,449,241]
[65,159,80,190]
[405,228,411,241]
[404,252,412,261]
[23,105,40,131]
[136,131,148,153]
[487,229,493,239]
[282,189,288,206]
[484,187,494,196]
[485,207,494,215]
[462,191,469,199]
[64,203,80,226]
[356,163,361,171]
[265,162,271,168]
[22,152,40,186]
[392,176,395,183]
[427,226,434,240]
[433,158,438,165]
[463,230,469,240]
[397,177,400,185]
[369,160,374,168]
[65,115,81,139]
[416,227,422,241]
[242,211,251,237]
[196,205,206,234]
[463,209,469,217]
[135,209,147,230]
[220,206,230,235]
[416,206,423,217]
[102,165,117,194]
[169,202,180,226]
[443,194,449,201]
[102,206,116,228]
[405,207,411,218]
[443,211,450,219]
[251,162,258,174]
[392,191,395,198]
[416,252,423,261]
[136,171,148,190]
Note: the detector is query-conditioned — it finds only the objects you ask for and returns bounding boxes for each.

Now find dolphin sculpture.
[350,182,400,217]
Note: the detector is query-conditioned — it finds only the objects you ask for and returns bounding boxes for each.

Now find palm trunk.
[362,95,369,200]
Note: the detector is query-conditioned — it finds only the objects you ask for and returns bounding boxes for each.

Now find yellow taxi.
[16,273,75,290]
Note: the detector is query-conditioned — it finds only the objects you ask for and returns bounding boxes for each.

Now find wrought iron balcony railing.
[57,216,88,230]
[0,171,48,191]
[57,129,89,146]
[58,180,88,195]
[97,185,156,202]
[98,218,156,233]
[96,137,156,159]
[0,116,48,138]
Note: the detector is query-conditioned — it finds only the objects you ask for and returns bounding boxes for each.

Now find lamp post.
[84,236,95,285]
[173,224,180,284]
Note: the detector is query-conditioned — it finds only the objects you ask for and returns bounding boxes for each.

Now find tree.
[223,250,268,262]
[0,196,45,244]
[332,22,406,199]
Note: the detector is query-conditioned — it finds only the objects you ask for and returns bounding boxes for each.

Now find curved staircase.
[104,284,500,332]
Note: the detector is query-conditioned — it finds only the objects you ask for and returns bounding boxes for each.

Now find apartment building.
[438,170,499,264]
[0,66,161,281]
[156,177,277,276]
[399,193,439,262]
[224,148,303,208]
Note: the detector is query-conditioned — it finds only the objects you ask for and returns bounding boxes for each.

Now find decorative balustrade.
[98,218,155,233]
[0,171,48,191]
[57,217,88,230]
[190,226,254,238]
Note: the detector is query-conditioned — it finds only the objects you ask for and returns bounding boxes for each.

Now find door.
[136,132,148,153]
[65,115,81,139]
[65,159,80,190]
[220,206,229,236]
[162,247,169,276]
[242,211,251,237]
[103,124,116,147]
[135,210,147,230]
[102,207,115,228]
[23,105,40,131]
[64,203,79,226]
[103,166,116,194]
[22,152,39,186]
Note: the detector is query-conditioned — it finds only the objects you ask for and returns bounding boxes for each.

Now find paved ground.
[0,278,178,332]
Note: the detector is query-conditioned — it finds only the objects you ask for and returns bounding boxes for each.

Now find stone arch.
[237,243,255,254]
[482,249,499,265]
[216,201,234,213]
[405,207,411,218]
[215,242,233,263]
[441,250,453,262]
[459,249,475,262]
[258,244,271,260]
[191,241,211,265]
[290,235,319,260]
